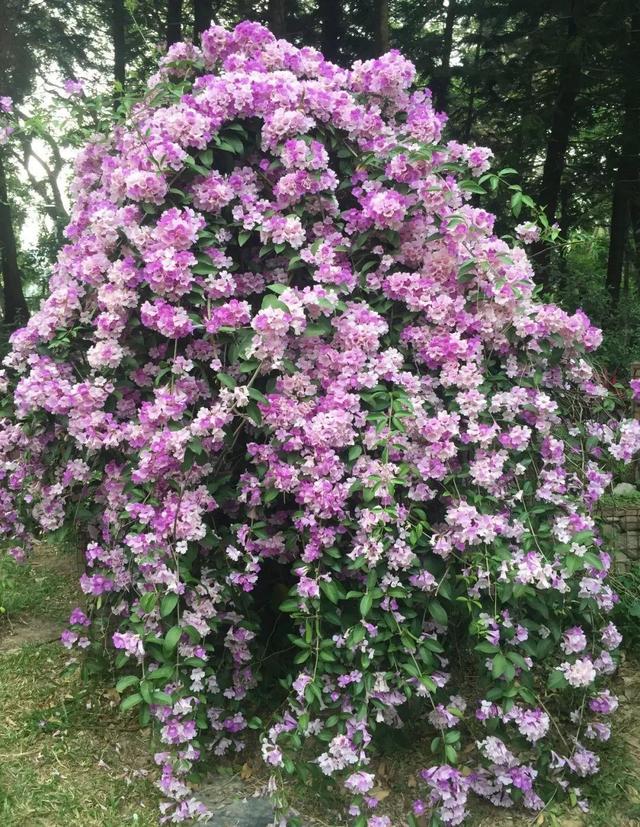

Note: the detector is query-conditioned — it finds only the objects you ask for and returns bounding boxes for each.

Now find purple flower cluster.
[0,20,634,825]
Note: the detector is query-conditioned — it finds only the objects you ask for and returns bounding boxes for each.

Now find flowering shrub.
[1,20,638,826]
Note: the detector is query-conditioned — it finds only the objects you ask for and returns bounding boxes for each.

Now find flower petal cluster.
[0,20,635,825]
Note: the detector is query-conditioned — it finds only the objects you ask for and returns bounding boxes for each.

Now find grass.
[1,538,640,826]
[582,730,640,827]
[0,546,78,620]
[0,545,159,827]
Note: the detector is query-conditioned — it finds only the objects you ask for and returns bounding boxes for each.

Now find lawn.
[2,544,640,827]
[0,546,159,827]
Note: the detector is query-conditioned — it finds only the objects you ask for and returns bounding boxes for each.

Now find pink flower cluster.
[0,20,635,826]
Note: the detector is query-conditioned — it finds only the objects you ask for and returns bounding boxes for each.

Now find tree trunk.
[539,2,584,227]
[193,0,212,42]
[462,21,483,139]
[558,182,571,259]
[606,13,640,306]
[0,156,29,328]
[630,198,640,283]
[267,0,286,38]
[166,0,183,46]
[319,0,341,63]
[535,0,584,284]
[373,0,390,56]
[112,0,126,93]
[431,0,457,113]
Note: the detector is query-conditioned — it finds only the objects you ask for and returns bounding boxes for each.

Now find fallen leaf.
[376,760,389,780]
[371,787,390,802]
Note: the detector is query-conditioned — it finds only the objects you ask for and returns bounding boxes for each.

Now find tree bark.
[112,0,126,93]
[0,156,29,328]
[630,198,640,284]
[193,0,212,42]
[17,140,68,239]
[267,0,286,38]
[539,2,583,227]
[535,0,584,283]
[431,0,457,113]
[373,0,390,56]
[319,0,341,63]
[606,13,640,306]
[462,20,483,139]
[166,0,183,46]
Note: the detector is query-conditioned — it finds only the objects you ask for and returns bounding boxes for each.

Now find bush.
[0,21,638,826]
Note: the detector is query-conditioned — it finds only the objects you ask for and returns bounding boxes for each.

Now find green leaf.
[294,649,311,664]
[247,387,267,404]
[160,594,178,618]
[261,295,288,311]
[507,651,529,669]
[139,592,157,613]
[402,661,421,679]
[217,372,237,388]
[120,693,143,711]
[360,593,373,617]
[492,653,509,678]
[115,675,139,693]
[163,626,182,655]
[547,669,567,690]
[303,321,332,338]
[245,402,262,426]
[151,691,173,706]
[320,580,340,604]
[188,437,204,456]
[279,598,300,613]
[458,260,476,283]
[147,665,174,682]
[429,600,448,625]
[511,191,523,217]
[351,625,366,645]
[192,263,216,275]
[460,180,486,195]
[475,641,499,655]
[139,681,153,704]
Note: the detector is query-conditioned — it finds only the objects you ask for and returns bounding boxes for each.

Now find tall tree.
[606,12,640,306]
[319,0,342,63]
[373,0,391,55]
[167,0,183,46]
[193,0,213,42]
[431,0,458,112]
[535,0,585,281]
[374,0,390,55]
[267,0,286,37]
[112,0,126,92]
[0,157,29,327]
[0,0,36,328]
